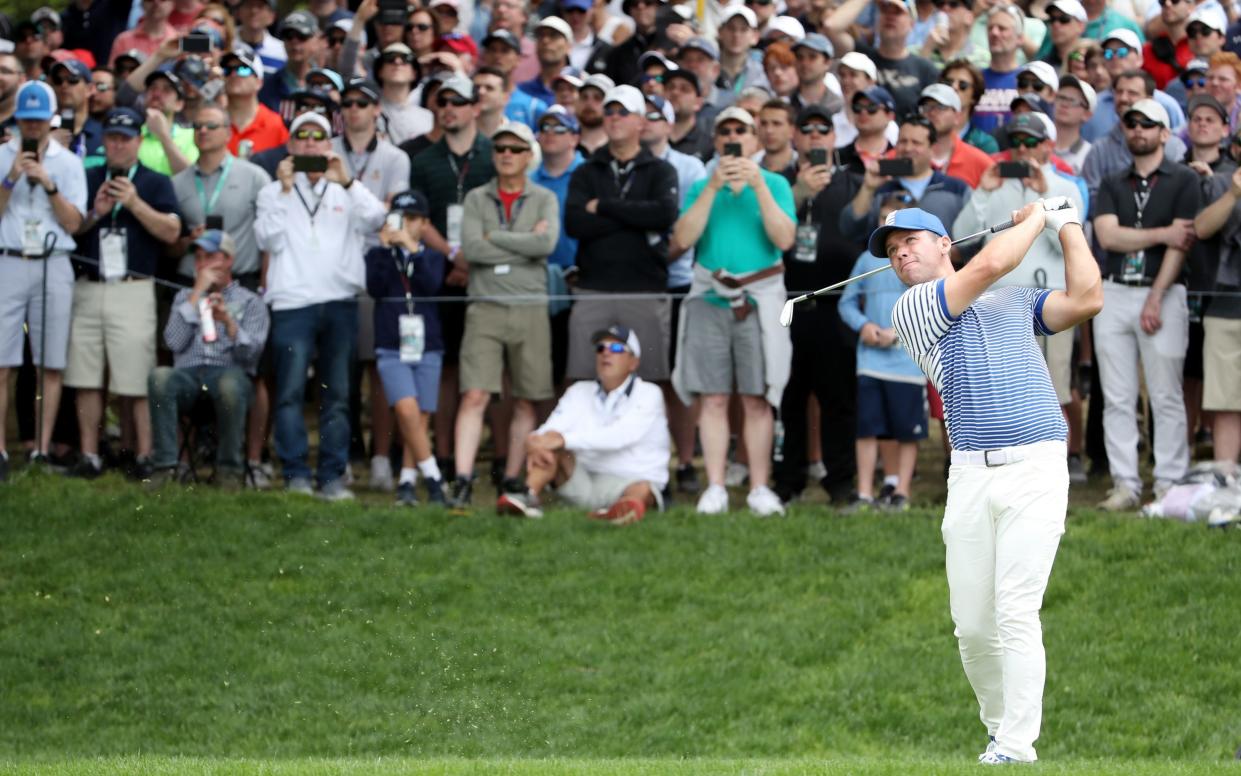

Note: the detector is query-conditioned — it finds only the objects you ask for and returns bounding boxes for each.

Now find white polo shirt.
[0,137,88,255]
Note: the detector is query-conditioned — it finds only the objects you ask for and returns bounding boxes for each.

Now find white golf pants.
[1095,281,1189,494]
[943,440,1069,763]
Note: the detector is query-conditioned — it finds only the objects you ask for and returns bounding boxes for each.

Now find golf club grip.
[989,201,1072,234]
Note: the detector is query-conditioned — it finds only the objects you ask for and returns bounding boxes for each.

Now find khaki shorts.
[557,464,664,511]
[64,278,156,396]
[1203,316,1241,411]
[459,302,553,400]
[566,290,671,382]
[1038,325,1074,405]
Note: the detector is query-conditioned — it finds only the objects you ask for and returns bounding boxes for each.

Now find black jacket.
[565,146,679,292]
[605,27,676,87]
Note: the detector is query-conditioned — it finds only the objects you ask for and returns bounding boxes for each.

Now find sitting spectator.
[67,107,182,480]
[450,122,559,508]
[670,106,795,517]
[838,194,928,511]
[497,326,670,524]
[365,190,449,506]
[148,230,270,489]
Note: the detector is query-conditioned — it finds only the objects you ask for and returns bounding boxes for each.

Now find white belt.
[950,440,1064,467]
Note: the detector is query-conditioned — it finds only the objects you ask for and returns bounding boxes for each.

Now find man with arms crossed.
[881,196,1102,764]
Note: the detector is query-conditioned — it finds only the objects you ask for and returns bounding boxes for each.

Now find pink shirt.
[109,24,178,66]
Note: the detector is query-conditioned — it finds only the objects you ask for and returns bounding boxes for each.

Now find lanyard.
[1131,173,1158,228]
[610,159,636,199]
[446,150,474,203]
[194,155,233,216]
[494,193,525,227]
[106,163,140,223]
[293,176,326,222]
[393,247,417,315]
[345,135,376,184]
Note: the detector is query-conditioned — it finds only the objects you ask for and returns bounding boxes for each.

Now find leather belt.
[0,248,49,260]
[1104,274,1154,288]
[713,264,784,321]
[950,440,1064,467]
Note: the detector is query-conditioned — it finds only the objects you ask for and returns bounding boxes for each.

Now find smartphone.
[998,160,1030,178]
[378,0,407,25]
[59,108,75,125]
[878,158,914,177]
[180,32,212,53]
[724,142,742,158]
[385,212,404,232]
[292,155,329,173]
[205,214,225,230]
[21,137,38,158]
[109,167,128,180]
[808,148,828,167]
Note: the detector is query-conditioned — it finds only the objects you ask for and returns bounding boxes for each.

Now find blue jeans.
[148,365,253,471]
[271,300,357,485]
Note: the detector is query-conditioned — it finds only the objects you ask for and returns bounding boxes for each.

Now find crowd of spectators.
[2,0,1241,520]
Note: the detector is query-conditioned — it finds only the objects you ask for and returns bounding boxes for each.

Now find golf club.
[778,202,1072,327]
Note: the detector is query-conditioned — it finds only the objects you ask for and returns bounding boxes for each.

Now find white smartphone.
[385,213,403,232]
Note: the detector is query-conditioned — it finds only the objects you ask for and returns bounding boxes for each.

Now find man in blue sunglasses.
[1081,29,1186,141]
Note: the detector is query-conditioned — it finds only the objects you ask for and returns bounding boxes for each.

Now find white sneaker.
[370,456,394,492]
[805,461,827,481]
[724,461,749,487]
[246,460,273,490]
[696,484,729,514]
[1097,486,1140,512]
[746,485,785,517]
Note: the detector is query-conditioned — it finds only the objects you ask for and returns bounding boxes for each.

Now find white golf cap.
[582,73,615,94]
[536,15,573,40]
[764,15,806,41]
[713,105,755,128]
[919,82,961,111]
[1102,28,1141,51]
[1188,5,1227,34]
[1047,0,1087,23]
[1019,61,1059,91]
[1034,111,1057,143]
[1058,74,1097,111]
[491,120,537,147]
[290,111,332,134]
[838,51,877,81]
[603,84,645,114]
[719,3,758,28]
[1125,98,1171,128]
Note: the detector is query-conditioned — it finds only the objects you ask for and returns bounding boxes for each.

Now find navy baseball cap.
[103,107,144,137]
[854,85,895,111]
[391,190,430,217]
[193,229,237,256]
[50,58,92,83]
[867,208,948,259]
[591,325,641,357]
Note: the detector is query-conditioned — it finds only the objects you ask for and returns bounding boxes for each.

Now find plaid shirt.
[164,281,270,374]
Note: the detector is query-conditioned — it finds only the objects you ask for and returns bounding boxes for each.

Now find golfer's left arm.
[1039,221,1104,332]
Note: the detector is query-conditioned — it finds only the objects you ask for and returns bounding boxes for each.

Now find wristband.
[1,177,15,191]
[43,184,58,196]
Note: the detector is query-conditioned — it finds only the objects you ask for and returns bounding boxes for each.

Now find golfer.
[876,198,1101,764]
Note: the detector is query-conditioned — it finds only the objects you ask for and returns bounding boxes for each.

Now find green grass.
[2,470,1241,774]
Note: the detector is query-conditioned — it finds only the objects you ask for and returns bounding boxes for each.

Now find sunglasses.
[437,95,472,107]
[639,73,664,84]
[1103,46,1132,59]
[224,65,255,77]
[603,105,631,117]
[407,22,433,31]
[1186,24,1216,38]
[933,0,965,8]
[1054,93,1087,108]
[1046,12,1073,24]
[941,77,971,91]
[327,34,346,45]
[1122,117,1160,130]
[341,99,374,109]
[1016,76,1045,90]
[1067,51,1086,62]
[1182,75,1207,88]
[918,101,949,114]
[1158,0,1184,5]
[643,110,666,121]
[746,0,774,5]
[293,128,329,140]
[192,121,225,131]
[51,74,82,87]
[94,83,112,92]
[494,144,531,155]
[382,54,413,65]
[596,342,628,354]
[852,102,887,114]
[282,32,311,42]
[799,123,832,135]
[539,123,572,134]
[716,125,749,136]
[1010,134,1041,148]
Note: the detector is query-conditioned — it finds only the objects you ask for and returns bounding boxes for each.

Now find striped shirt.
[891,279,1067,452]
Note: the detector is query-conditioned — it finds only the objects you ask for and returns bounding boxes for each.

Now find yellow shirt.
[138,121,199,176]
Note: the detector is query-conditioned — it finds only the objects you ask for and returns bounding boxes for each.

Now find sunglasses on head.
[52,74,82,86]
[853,102,886,114]
[603,104,631,117]
[407,22,433,31]
[192,121,225,131]
[799,123,832,135]
[539,123,572,134]
[341,98,374,109]
[224,64,255,77]
[437,95,472,107]
[494,144,530,155]
[1103,46,1132,59]
[1186,24,1216,38]
[1046,12,1073,24]
[596,342,628,354]
[293,128,329,140]
[1010,134,1041,148]
[1122,117,1160,130]
[716,125,749,137]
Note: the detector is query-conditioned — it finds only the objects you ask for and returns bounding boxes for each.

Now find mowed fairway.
[3,471,1241,775]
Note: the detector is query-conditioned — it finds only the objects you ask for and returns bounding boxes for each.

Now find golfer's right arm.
[942,201,1045,316]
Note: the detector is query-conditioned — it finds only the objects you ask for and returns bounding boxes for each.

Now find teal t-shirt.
[684,167,795,284]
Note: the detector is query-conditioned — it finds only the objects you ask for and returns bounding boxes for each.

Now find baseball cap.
[867,208,948,259]
[1058,74,1097,111]
[331,18,365,47]
[290,111,332,135]
[919,82,961,111]
[646,94,675,123]
[582,73,615,94]
[764,15,806,41]
[1184,57,1210,75]
[145,69,184,97]
[838,51,877,81]
[714,105,755,129]
[380,42,415,61]
[307,67,345,93]
[1188,5,1227,34]
[391,190,430,217]
[342,78,381,102]
[1047,0,1087,23]
[50,59,92,83]
[1188,93,1228,122]
[13,81,56,121]
[114,49,147,68]
[1006,112,1049,140]
[854,85,895,111]
[221,50,261,76]
[536,16,573,40]
[796,103,833,125]
[561,0,592,9]
[663,68,700,94]
[31,6,61,28]
[291,85,339,112]
[436,32,479,58]
[591,325,641,358]
[482,29,522,52]
[1009,92,1049,113]
[193,229,237,256]
[437,73,475,101]
[679,36,719,61]
[280,10,319,38]
[878,0,917,13]
[491,121,536,148]
[1019,61,1059,92]
[793,33,834,58]
[540,104,581,132]
[603,84,645,114]
[638,50,674,70]
[720,4,758,28]
[103,107,144,137]
[1124,98,1171,128]
[1102,28,1141,51]
[554,66,585,88]
[175,56,210,90]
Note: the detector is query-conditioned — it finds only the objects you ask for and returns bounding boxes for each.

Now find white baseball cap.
[1188,5,1227,34]
[719,4,758,28]
[764,15,806,41]
[1047,0,1087,23]
[1125,98,1171,128]
[290,111,332,135]
[603,84,645,114]
[713,105,755,129]
[1102,28,1142,51]
[920,83,961,111]
[1058,74,1097,111]
[838,51,877,82]
[536,16,573,40]
[1019,61,1059,91]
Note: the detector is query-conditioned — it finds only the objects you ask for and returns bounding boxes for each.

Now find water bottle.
[199,297,217,343]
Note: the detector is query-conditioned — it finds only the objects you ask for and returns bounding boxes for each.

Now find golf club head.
[779,299,796,328]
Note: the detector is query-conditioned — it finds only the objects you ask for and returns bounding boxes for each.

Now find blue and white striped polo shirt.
[891,279,1068,452]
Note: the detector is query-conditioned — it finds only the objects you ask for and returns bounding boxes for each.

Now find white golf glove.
[1042,196,1081,234]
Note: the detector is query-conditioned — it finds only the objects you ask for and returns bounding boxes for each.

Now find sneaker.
[1097,486,1140,512]
[724,461,749,487]
[500,476,525,495]
[130,456,155,482]
[395,481,418,507]
[978,751,1021,765]
[978,737,997,763]
[246,460,273,490]
[446,475,474,509]
[1067,454,1087,484]
[319,478,355,502]
[842,494,875,514]
[746,485,785,517]
[370,457,395,492]
[675,463,700,495]
[68,456,103,479]
[424,477,447,505]
[342,463,355,486]
[590,497,646,526]
[883,493,910,512]
[26,450,49,469]
[877,482,897,504]
[215,468,245,492]
[286,477,315,496]
[805,460,827,481]
[497,491,544,519]
[696,483,729,514]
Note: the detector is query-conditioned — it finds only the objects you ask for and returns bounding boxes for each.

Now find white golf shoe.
[696,484,729,514]
[746,485,785,517]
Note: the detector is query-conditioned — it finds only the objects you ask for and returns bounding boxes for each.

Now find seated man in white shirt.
[497,326,671,524]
